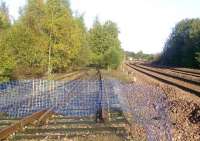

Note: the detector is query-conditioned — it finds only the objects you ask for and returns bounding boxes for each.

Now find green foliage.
[196,52,200,66]
[0,1,10,30]
[0,0,123,81]
[88,20,123,69]
[0,30,16,82]
[8,24,47,77]
[71,15,91,68]
[43,0,86,73]
[13,0,86,76]
[104,47,124,69]
[0,0,88,81]
[0,2,13,81]
[159,19,200,68]
[9,0,48,77]
[125,51,154,61]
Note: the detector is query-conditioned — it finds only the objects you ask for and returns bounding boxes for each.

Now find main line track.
[127,63,200,97]
[135,64,200,86]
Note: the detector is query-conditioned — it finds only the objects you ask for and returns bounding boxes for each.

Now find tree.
[43,0,87,73]
[0,0,124,82]
[0,1,10,31]
[0,2,14,82]
[0,30,16,82]
[104,47,124,69]
[0,1,8,28]
[159,19,200,68]
[71,14,92,67]
[88,20,123,69]
[7,24,47,78]
[8,0,48,78]
[5,0,87,78]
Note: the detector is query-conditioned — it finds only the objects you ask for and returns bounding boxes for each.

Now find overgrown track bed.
[127,63,200,96]
[0,109,53,140]
[0,70,132,141]
[0,71,86,140]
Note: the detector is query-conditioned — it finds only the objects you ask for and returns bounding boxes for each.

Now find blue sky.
[2,0,200,54]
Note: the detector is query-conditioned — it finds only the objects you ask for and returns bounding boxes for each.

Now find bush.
[103,47,124,69]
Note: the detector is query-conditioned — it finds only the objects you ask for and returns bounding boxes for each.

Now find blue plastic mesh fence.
[0,79,172,141]
[0,79,120,118]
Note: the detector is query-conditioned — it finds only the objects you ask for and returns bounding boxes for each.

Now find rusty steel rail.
[0,108,54,140]
[0,71,87,140]
[36,107,54,126]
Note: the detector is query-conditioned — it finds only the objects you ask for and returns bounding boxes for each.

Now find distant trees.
[0,0,123,82]
[125,51,154,61]
[159,19,200,68]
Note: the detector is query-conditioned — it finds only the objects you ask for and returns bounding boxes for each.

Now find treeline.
[125,51,154,61]
[158,19,200,68]
[0,0,123,82]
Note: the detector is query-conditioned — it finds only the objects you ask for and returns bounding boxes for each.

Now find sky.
[2,0,200,54]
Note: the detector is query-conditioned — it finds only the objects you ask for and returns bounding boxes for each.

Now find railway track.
[148,64,200,78]
[9,109,127,140]
[0,71,85,140]
[135,64,200,85]
[171,67,200,76]
[167,69,200,78]
[126,63,200,96]
[0,70,131,140]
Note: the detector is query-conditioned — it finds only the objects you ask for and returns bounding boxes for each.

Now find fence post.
[96,70,104,123]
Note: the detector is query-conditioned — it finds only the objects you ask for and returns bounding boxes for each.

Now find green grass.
[101,69,133,83]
